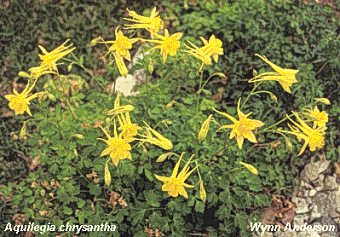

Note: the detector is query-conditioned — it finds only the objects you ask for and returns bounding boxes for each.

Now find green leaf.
[63,206,73,215]
[144,169,154,181]
[194,200,205,213]
[77,199,86,208]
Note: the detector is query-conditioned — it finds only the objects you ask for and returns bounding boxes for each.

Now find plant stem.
[241,82,262,109]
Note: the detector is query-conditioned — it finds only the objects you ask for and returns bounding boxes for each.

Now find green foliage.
[1,0,339,237]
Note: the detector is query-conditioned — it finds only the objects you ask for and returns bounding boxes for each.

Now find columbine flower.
[144,29,182,63]
[155,152,198,198]
[200,35,223,63]
[38,39,76,73]
[139,121,173,150]
[124,7,164,36]
[281,111,326,156]
[107,92,134,116]
[248,54,299,93]
[97,121,135,166]
[184,35,223,71]
[212,99,264,149]
[105,27,138,60]
[117,112,142,139]
[5,79,44,116]
[184,41,212,71]
[101,27,138,77]
[19,64,53,80]
[303,106,328,128]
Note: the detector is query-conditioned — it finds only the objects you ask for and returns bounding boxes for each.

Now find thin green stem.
[241,82,262,109]
[66,98,77,119]
[259,114,294,134]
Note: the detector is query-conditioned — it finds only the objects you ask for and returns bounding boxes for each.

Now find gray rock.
[296,232,320,237]
[324,175,338,191]
[310,192,340,220]
[301,163,320,182]
[301,160,329,183]
[306,197,313,204]
[301,180,314,189]
[310,205,322,220]
[318,216,338,236]
[312,175,325,192]
[292,197,310,214]
[293,214,309,226]
[275,231,297,237]
[298,188,310,197]
[336,188,340,213]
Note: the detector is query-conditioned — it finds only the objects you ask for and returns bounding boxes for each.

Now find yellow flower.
[282,111,326,156]
[107,92,134,116]
[106,27,138,60]
[239,162,258,175]
[97,121,135,166]
[155,152,198,198]
[212,99,264,149]
[303,106,328,128]
[198,114,213,142]
[184,35,223,71]
[200,35,223,63]
[117,112,142,139]
[4,78,44,116]
[184,41,212,71]
[101,27,138,77]
[38,39,76,73]
[19,64,54,80]
[139,121,173,150]
[145,29,182,63]
[124,7,164,35]
[113,52,129,78]
[248,54,299,93]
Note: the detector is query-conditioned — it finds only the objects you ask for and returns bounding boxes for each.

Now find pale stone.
[309,189,317,196]
[292,197,310,214]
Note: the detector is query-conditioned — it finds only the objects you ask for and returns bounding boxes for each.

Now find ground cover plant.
[1,0,340,236]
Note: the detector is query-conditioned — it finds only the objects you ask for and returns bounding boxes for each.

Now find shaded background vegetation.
[1,0,340,236]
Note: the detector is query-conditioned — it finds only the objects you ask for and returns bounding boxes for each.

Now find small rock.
[296,232,320,237]
[310,205,322,221]
[318,216,338,236]
[309,189,317,196]
[298,189,310,197]
[301,163,319,182]
[312,175,324,192]
[306,197,313,204]
[336,188,340,213]
[311,193,340,219]
[315,159,331,174]
[301,180,313,189]
[292,197,310,214]
[324,175,338,191]
[293,214,309,226]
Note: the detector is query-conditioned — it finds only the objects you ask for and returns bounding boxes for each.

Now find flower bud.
[198,114,213,142]
[148,58,154,74]
[239,162,258,175]
[314,98,330,105]
[156,152,171,163]
[199,180,207,203]
[105,163,111,186]
[165,100,176,109]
